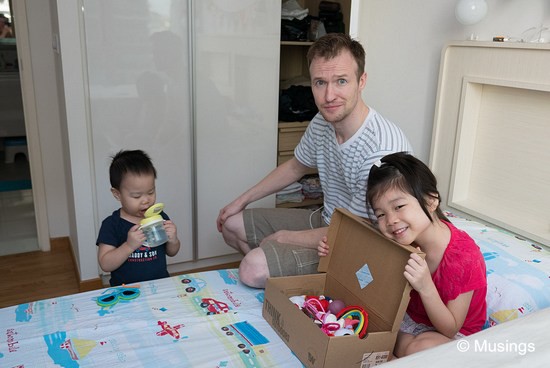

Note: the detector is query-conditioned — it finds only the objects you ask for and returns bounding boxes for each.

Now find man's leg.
[238,248,270,288]
[234,208,325,287]
[222,208,315,254]
[220,212,253,254]
[239,240,321,288]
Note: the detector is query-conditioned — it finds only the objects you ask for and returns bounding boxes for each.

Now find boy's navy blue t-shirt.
[97,209,170,286]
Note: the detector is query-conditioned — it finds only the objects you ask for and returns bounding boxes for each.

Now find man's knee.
[221,212,250,252]
[221,212,243,238]
[239,248,269,288]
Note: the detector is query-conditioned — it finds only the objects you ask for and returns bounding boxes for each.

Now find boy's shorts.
[242,207,328,277]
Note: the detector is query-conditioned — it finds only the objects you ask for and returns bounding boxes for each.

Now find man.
[217,33,412,288]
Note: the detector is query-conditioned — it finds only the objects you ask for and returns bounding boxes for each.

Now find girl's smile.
[372,187,432,246]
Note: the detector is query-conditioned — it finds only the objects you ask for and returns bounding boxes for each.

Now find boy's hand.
[163,220,178,243]
[127,224,146,250]
[317,236,330,257]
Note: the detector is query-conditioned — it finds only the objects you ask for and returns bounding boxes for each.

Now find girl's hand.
[318,236,330,257]
[163,220,179,242]
[127,224,146,250]
[404,252,433,294]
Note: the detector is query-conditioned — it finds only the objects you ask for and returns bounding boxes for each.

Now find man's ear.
[359,71,367,90]
[111,188,121,201]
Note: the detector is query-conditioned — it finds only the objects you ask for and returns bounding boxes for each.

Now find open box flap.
[318,208,423,331]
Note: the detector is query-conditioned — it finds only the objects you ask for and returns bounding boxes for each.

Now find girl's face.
[112,173,156,222]
[372,187,433,246]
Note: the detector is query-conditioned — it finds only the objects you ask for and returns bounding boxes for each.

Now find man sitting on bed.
[216,33,412,288]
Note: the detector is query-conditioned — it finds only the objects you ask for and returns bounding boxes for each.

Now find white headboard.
[429,41,550,247]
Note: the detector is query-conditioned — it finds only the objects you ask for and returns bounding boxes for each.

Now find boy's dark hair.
[366,152,448,223]
[109,150,157,190]
[307,33,366,81]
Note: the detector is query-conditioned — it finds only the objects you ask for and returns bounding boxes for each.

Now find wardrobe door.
[193,1,280,258]
[81,0,280,264]
[82,0,193,264]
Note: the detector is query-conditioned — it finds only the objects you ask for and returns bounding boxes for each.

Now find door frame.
[11,0,51,251]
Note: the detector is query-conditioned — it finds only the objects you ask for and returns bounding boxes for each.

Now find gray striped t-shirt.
[294,108,413,223]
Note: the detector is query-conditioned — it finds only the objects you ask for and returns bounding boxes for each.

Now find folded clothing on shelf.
[276,181,304,204]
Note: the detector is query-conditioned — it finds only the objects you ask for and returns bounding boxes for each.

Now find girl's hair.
[366,152,448,223]
[109,150,157,190]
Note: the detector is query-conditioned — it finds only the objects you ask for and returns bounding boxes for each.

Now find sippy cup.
[140,203,168,247]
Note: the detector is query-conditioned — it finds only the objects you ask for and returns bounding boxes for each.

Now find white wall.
[357,0,550,161]
[21,0,550,280]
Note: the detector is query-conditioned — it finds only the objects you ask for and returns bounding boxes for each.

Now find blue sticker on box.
[356,264,373,289]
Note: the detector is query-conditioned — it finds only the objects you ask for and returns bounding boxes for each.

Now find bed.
[1,208,549,367]
[0,269,303,367]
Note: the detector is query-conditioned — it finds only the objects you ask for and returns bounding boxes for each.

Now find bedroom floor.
[0,238,79,308]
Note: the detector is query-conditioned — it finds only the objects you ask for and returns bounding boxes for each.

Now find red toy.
[336,305,369,338]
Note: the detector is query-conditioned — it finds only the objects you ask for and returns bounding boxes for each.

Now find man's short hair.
[307,33,366,81]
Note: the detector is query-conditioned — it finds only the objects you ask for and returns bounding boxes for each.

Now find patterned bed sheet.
[446,211,550,327]
[2,214,549,367]
[0,269,303,367]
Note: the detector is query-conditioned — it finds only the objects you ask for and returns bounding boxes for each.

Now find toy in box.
[263,208,423,367]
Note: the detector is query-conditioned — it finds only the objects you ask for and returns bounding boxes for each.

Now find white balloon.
[455,0,488,25]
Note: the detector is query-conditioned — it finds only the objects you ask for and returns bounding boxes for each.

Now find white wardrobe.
[57,0,280,280]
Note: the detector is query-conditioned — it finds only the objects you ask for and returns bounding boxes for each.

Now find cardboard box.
[263,208,423,367]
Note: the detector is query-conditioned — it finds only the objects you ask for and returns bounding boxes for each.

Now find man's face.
[309,50,366,123]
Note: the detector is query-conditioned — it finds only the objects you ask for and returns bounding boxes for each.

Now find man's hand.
[216,200,245,232]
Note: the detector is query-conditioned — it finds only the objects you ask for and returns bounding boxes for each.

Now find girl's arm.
[405,253,472,337]
[418,286,472,337]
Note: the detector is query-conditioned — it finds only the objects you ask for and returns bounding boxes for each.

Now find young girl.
[318,152,487,357]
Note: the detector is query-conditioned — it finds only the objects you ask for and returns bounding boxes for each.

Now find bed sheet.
[0,269,304,367]
[446,211,550,327]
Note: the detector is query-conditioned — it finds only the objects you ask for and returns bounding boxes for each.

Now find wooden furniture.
[430,41,550,247]
[276,0,351,208]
